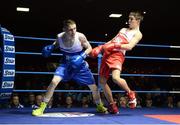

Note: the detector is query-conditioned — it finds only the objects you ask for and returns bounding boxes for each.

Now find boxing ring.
[1,27,180,124]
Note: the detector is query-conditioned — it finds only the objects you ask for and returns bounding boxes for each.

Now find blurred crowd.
[1,40,180,109]
[1,59,180,109]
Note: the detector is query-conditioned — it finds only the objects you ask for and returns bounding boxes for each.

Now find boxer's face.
[65,24,77,38]
[128,15,140,29]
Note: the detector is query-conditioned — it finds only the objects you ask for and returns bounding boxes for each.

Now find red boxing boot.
[127,91,137,109]
[108,102,119,114]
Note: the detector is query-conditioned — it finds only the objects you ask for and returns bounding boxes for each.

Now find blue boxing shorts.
[55,61,95,85]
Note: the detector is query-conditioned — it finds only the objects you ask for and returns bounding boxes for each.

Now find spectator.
[166,95,174,108]
[9,94,24,109]
[118,96,128,108]
[136,96,142,108]
[26,93,35,107]
[32,94,43,109]
[81,96,89,108]
[54,92,64,108]
[65,96,73,108]
[177,101,180,108]
[145,93,153,108]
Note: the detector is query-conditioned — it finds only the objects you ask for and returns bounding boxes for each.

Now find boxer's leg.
[88,84,108,113]
[100,76,119,114]
[112,69,137,109]
[32,65,68,116]
[44,75,62,103]
[32,75,62,116]
[73,62,107,113]
[99,61,119,114]
[112,69,131,93]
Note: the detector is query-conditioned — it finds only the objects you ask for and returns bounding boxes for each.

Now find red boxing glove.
[103,42,121,55]
[89,45,103,58]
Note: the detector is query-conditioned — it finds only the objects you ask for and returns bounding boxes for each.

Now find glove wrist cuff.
[114,42,121,49]
[81,52,87,59]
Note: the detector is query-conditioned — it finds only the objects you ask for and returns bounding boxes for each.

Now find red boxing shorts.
[99,52,125,79]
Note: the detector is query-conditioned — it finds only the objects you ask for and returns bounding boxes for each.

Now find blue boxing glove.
[70,52,87,69]
[42,44,55,58]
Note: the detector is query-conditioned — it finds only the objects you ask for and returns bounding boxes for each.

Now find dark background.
[0,0,179,45]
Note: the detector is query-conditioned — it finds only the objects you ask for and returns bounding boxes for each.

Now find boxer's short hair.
[129,11,144,22]
[63,19,76,28]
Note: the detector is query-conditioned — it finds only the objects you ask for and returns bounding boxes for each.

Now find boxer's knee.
[89,84,99,95]
[100,76,107,85]
[112,75,120,83]
[112,75,126,85]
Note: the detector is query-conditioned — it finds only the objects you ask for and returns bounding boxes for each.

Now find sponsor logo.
[3,34,14,41]
[4,57,15,65]
[3,69,15,77]
[2,81,14,89]
[1,28,9,32]
[0,93,12,99]
[4,45,15,53]
[40,112,95,118]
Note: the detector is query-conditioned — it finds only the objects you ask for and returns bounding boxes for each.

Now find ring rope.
[14,35,180,48]
[136,44,180,48]
[15,71,180,78]
[15,52,180,61]
[13,90,180,94]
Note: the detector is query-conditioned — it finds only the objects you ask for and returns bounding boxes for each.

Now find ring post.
[0,26,15,103]
[97,43,102,91]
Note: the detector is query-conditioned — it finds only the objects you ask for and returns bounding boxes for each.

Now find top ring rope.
[14,36,180,48]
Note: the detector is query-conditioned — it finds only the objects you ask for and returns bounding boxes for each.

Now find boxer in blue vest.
[32,19,107,116]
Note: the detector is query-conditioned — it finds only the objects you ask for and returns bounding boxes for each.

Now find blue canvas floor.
[0,108,180,124]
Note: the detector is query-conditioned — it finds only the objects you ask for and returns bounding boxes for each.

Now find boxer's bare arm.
[79,33,92,55]
[121,31,142,51]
